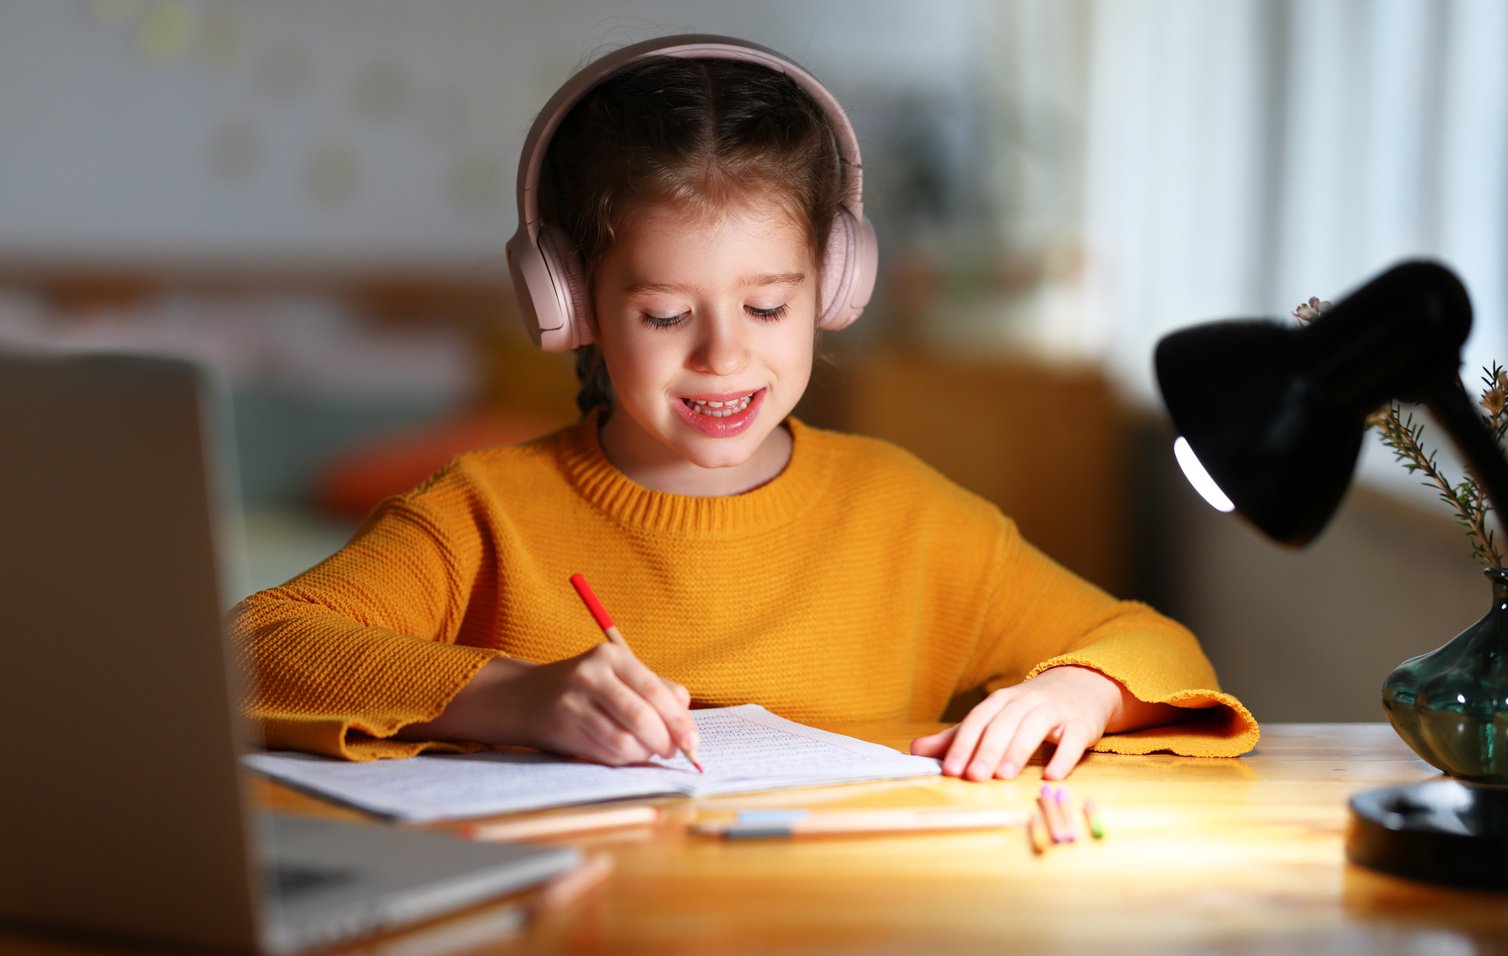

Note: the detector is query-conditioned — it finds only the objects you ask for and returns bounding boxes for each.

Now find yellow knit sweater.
[230,414,1258,761]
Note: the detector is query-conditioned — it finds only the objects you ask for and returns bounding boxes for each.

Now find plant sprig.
[1294,298,1507,569]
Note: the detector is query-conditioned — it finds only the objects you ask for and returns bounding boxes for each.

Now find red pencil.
[569,572,704,773]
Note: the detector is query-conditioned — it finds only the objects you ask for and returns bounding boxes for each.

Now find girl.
[231,36,1257,782]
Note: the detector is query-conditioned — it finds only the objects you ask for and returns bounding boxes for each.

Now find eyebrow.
[624,272,807,296]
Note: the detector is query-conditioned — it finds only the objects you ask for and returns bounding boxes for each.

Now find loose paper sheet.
[244,704,942,822]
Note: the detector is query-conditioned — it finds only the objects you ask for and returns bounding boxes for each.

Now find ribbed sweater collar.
[554,410,830,538]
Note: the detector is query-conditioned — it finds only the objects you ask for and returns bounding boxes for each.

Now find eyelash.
[638,304,790,329]
[748,304,790,322]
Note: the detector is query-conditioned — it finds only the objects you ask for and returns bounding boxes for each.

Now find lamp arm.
[1423,377,1508,533]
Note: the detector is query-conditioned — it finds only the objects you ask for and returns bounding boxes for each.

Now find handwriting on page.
[684,707,915,778]
[253,751,660,820]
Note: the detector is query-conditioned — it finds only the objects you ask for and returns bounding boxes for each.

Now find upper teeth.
[687,394,753,417]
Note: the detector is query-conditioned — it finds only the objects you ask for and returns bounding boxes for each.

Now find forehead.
[607,199,815,271]
[623,194,807,240]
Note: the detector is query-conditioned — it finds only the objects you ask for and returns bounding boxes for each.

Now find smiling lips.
[676,388,764,436]
[684,394,753,418]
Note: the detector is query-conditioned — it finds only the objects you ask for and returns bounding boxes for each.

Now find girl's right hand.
[399,645,699,767]
[502,643,698,765]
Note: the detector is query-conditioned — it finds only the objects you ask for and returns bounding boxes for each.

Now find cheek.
[596,326,673,400]
[790,344,816,386]
[777,303,820,377]
[762,326,816,392]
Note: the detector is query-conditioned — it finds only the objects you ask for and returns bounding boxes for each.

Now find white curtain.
[1076,0,1508,408]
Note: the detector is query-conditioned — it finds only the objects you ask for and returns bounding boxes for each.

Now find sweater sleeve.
[228,498,501,761]
[964,519,1259,758]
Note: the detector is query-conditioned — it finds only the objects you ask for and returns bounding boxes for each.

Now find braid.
[574,345,615,416]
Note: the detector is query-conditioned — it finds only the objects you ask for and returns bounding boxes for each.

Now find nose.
[689,309,749,376]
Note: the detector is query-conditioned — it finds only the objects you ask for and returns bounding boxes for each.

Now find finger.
[664,679,692,708]
[593,675,678,758]
[993,705,1061,781]
[965,703,1043,781]
[909,725,957,757]
[561,646,678,758]
[560,697,657,766]
[658,680,703,762]
[940,692,1010,776]
[549,647,668,757]
[603,651,696,756]
[1042,720,1099,781]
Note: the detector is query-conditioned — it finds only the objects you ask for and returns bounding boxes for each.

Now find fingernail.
[997,761,1016,779]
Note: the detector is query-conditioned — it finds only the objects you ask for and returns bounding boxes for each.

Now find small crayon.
[1027,806,1051,855]
[1054,786,1083,843]
[1035,786,1056,843]
[1083,798,1105,840]
[1038,785,1073,844]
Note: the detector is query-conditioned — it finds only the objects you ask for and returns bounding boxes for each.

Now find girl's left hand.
[909,666,1124,782]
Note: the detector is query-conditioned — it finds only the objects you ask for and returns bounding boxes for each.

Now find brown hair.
[538,56,849,415]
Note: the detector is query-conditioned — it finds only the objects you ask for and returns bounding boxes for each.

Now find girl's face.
[591,197,818,496]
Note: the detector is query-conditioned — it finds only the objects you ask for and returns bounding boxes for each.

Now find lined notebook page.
[244,704,942,822]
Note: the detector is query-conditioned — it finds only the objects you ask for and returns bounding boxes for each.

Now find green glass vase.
[1381,566,1508,783]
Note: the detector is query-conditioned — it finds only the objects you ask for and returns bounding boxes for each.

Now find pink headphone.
[505,34,879,352]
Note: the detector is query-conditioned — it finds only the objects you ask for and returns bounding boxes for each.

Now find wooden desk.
[15,724,1508,954]
[272,722,1508,955]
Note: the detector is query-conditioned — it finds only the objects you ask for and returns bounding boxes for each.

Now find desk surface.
[16,724,1508,955]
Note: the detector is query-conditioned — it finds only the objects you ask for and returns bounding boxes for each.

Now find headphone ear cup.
[817,207,878,331]
[536,225,594,349]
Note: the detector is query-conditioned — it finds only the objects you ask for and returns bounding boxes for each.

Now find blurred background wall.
[2,0,1505,723]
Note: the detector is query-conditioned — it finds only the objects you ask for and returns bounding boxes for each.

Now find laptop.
[0,350,579,954]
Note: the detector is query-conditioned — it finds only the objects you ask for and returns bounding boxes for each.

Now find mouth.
[674,388,766,437]
[680,390,757,418]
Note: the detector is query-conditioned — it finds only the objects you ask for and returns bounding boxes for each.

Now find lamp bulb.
[1173,436,1236,513]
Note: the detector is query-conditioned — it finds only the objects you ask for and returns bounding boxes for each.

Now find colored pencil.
[569,572,704,773]
[463,805,660,842]
[1083,798,1106,840]
[1054,785,1083,843]
[1027,806,1052,855]
[1038,785,1071,844]
[692,807,1027,839]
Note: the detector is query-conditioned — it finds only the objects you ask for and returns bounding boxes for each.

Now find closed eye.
[747,303,790,321]
[640,311,689,330]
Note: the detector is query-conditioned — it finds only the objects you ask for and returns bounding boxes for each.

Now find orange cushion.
[314,410,559,519]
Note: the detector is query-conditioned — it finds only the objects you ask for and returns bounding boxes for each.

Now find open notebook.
[247,703,944,823]
[0,351,578,954]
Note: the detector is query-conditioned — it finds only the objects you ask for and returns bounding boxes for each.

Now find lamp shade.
[1154,260,1472,546]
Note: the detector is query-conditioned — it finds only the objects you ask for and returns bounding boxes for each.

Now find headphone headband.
[506,34,876,351]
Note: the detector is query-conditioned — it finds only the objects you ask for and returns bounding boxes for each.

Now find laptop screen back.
[0,352,262,949]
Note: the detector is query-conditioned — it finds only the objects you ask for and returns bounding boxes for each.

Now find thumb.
[909,725,957,757]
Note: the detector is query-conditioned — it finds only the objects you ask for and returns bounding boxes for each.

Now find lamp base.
[1346,777,1508,889]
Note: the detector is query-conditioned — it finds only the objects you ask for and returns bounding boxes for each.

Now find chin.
[677,439,760,471]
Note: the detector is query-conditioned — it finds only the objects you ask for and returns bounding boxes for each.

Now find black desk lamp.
[1154,260,1508,889]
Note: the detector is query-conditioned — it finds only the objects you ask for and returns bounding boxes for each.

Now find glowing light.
[1173,436,1236,513]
